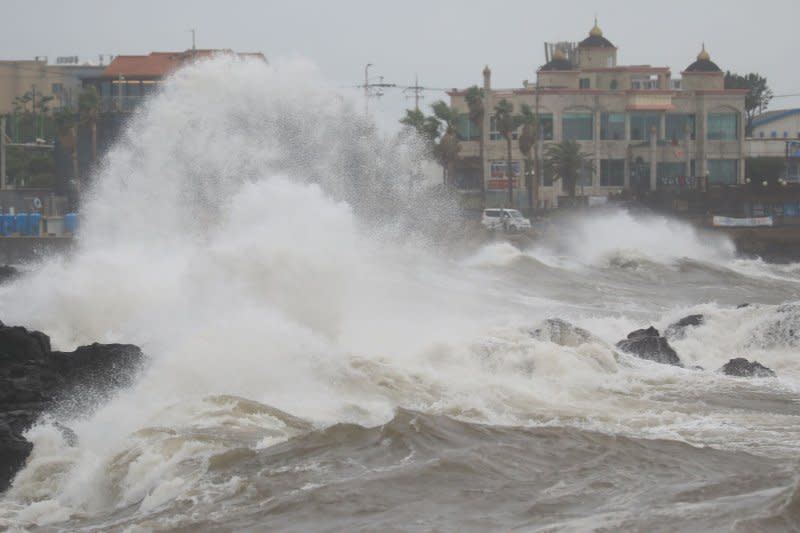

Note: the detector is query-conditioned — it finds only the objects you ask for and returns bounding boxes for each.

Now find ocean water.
[0,56,798,532]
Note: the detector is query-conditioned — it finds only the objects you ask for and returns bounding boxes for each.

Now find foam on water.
[0,56,798,528]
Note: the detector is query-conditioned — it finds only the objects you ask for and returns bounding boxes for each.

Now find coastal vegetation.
[544,140,594,198]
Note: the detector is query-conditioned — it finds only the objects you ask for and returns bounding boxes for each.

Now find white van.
[481,209,532,232]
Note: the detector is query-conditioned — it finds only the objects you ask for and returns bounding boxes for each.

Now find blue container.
[64,213,78,234]
[14,214,28,236]
[0,214,13,236]
[28,213,41,236]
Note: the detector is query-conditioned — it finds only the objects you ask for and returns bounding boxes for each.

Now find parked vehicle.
[481,208,532,232]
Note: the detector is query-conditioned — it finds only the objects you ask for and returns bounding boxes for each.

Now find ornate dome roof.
[685,43,721,72]
[540,47,573,71]
[578,18,615,48]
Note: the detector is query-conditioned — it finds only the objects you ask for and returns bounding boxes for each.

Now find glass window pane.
[601,112,625,140]
[708,159,738,184]
[707,113,738,140]
[562,111,593,141]
[665,114,695,142]
[539,113,554,140]
[630,112,660,141]
[600,159,625,186]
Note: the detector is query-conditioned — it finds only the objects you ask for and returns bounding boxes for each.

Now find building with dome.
[448,21,747,209]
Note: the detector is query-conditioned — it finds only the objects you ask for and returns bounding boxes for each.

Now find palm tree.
[494,99,520,205]
[78,87,99,166]
[431,100,460,187]
[544,140,594,199]
[518,104,537,210]
[464,85,485,198]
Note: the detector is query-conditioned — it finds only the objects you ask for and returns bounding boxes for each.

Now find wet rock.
[529,318,594,347]
[616,326,683,367]
[737,303,751,309]
[720,358,776,378]
[0,265,19,285]
[665,314,705,339]
[0,322,144,492]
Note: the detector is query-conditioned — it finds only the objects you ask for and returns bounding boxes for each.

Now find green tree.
[724,72,773,136]
[494,99,521,205]
[400,108,440,148]
[518,104,537,210]
[431,100,460,187]
[464,85,486,198]
[79,86,100,164]
[544,140,594,198]
[54,106,79,181]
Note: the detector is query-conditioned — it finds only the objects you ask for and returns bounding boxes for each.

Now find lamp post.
[117,73,125,111]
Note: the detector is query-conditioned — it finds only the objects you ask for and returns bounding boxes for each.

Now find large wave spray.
[0,56,798,529]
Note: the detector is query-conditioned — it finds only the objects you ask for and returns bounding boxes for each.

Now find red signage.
[488,178,519,190]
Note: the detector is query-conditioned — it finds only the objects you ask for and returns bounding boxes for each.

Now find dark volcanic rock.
[616,326,683,367]
[0,265,19,285]
[720,358,776,378]
[665,314,705,339]
[0,322,144,492]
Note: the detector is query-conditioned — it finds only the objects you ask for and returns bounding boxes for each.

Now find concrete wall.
[681,72,724,91]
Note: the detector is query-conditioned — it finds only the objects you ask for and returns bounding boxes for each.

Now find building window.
[610,80,618,90]
[489,116,518,141]
[579,78,590,89]
[760,131,765,138]
[600,112,625,140]
[630,112,660,141]
[707,112,738,140]
[665,114,695,142]
[51,83,64,94]
[657,162,686,188]
[600,159,625,186]
[784,131,789,138]
[562,111,593,141]
[772,131,777,138]
[538,113,554,140]
[707,159,738,185]
[542,163,554,186]
[632,75,659,90]
[455,113,481,141]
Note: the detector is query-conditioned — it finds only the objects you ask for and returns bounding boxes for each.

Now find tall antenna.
[190,28,197,54]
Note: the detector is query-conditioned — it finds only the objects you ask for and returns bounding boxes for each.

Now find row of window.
[576,76,663,91]
[758,131,800,139]
[486,158,739,187]
[458,112,738,143]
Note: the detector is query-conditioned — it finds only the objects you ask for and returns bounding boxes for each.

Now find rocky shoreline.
[0,322,144,492]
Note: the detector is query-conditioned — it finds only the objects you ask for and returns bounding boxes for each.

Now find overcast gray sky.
[3,0,799,129]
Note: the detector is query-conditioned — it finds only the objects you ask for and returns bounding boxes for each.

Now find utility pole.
[361,64,396,116]
[405,74,423,111]
[533,80,542,210]
[190,28,197,59]
[364,63,372,115]
[1,116,6,190]
[31,85,36,140]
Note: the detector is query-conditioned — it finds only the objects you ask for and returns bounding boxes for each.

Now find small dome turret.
[579,17,615,48]
[685,43,721,72]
